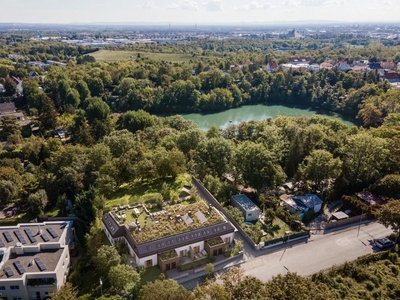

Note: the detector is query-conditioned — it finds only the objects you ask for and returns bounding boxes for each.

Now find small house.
[231,194,260,222]
[281,194,323,215]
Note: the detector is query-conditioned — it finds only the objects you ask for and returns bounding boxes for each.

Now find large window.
[0,286,5,290]
[10,286,19,290]
[27,278,56,286]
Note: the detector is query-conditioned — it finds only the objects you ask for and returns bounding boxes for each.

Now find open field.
[91,50,196,62]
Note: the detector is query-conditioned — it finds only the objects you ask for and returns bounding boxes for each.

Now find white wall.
[314,204,322,213]
[245,209,260,222]
[136,254,158,267]
[220,232,235,244]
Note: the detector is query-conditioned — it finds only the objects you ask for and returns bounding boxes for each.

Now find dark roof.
[368,62,382,69]
[101,213,127,239]
[384,71,400,80]
[268,61,278,69]
[0,102,16,113]
[134,221,235,257]
[0,248,65,279]
[0,223,66,248]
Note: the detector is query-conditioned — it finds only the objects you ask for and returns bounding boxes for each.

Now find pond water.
[181,104,355,130]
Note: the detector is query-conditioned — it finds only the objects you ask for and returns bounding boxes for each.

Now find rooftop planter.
[159,250,178,261]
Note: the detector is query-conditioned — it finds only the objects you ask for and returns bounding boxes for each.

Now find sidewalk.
[166,252,245,285]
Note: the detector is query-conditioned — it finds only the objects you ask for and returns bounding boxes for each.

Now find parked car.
[374,238,395,249]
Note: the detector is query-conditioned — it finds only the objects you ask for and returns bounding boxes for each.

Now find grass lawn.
[91,50,195,63]
[263,218,291,241]
[0,211,33,226]
[105,174,191,210]
[140,266,162,285]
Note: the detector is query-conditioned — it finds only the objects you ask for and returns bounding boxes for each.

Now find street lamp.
[100,278,103,296]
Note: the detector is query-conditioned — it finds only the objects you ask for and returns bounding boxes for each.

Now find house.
[351,65,367,73]
[0,102,30,127]
[281,63,309,72]
[367,62,382,70]
[380,61,395,70]
[28,71,39,79]
[336,61,351,72]
[281,194,323,217]
[266,61,278,72]
[231,194,260,222]
[308,63,320,72]
[102,201,235,272]
[384,70,400,83]
[285,29,303,39]
[0,221,73,300]
[11,76,23,96]
[320,62,334,70]
[289,57,312,65]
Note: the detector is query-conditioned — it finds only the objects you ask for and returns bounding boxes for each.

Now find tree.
[265,272,334,300]
[3,77,17,96]
[235,142,286,191]
[376,200,400,244]
[50,282,78,300]
[93,245,121,276]
[76,79,91,103]
[205,263,214,278]
[39,94,57,130]
[0,180,16,205]
[372,174,400,199]
[138,279,194,300]
[85,97,110,123]
[117,110,156,133]
[28,189,48,213]
[108,264,140,292]
[297,149,342,193]
[155,148,186,178]
[87,77,104,96]
[1,115,22,142]
[72,186,97,232]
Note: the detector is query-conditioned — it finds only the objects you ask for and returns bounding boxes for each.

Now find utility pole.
[100,279,103,296]
[357,209,364,238]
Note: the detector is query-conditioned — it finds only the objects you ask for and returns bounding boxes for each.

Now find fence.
[263,230,310,247]
[192,177,258,250]
[325,214,368,230]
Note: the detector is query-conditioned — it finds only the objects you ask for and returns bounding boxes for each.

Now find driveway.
[241,221,392,281]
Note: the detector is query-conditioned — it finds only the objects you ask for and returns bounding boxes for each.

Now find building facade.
[231,194,260,222]
[0,221,73,300]
[102,202,236,272]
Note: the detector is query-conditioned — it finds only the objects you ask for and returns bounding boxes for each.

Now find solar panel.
[24,229,37,243]
[47,228,58,239]
[4,266,14,277]
[0,237,4,248]
[40,233,50,242]
[3,231,13,243]
[13,230,26,244]
[13,261,26,275]
[34,258,46,271]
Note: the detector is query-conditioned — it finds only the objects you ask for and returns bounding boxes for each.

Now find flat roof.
[0,248,65,279]
[130,201,225,244]
[0,223,68,248]
[332,211,349,220]
[231,194,259,212]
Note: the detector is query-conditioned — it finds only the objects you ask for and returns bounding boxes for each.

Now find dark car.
[374,238,395,249]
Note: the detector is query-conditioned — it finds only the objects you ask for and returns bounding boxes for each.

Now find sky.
[2,0,399,24]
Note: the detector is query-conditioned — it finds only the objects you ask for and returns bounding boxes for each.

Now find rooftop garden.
[206,237,224,247]
[158,249,178,261]
[131,201,225,244]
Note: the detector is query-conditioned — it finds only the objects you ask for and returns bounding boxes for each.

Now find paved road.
[241,222,392,281]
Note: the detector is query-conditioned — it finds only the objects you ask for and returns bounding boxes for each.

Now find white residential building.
[0,221,74,300]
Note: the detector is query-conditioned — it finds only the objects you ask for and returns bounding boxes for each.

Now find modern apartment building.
[102,201,235,272]
[0,221,73,300]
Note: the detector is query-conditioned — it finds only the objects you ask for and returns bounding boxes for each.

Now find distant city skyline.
[2,0,399,24]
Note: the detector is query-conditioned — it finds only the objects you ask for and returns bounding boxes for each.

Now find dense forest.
[1,38,400,299]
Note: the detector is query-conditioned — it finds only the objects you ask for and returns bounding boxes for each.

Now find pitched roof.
[0,102,17,113]
[380,61,395,69]
[292,194,323,208]
[384,71,400,80]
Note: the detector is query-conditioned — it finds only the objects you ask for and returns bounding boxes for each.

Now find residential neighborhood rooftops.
[292,194,323,209]
[231,194,259,212]
[0,102,17,114]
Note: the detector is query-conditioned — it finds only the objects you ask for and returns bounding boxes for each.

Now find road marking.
[336,238,350,246]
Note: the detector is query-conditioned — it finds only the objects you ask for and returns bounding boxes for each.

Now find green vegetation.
[91,49,196,62]
[177,256,215,272]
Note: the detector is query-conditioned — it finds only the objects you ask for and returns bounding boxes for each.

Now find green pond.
[182,104,355,130]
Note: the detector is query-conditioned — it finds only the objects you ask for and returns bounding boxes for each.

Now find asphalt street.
[241,222,393,281]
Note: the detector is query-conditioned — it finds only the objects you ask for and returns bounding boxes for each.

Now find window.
[10,286,19,290]
[13,297,22,300]
[0,286,5,290]
[248,213,252,216]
